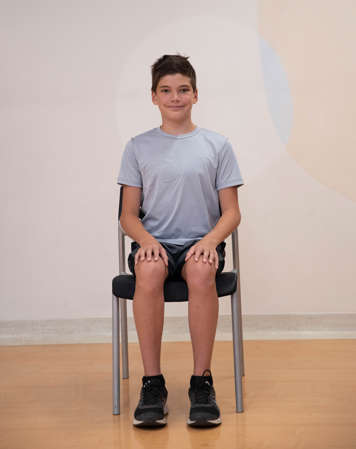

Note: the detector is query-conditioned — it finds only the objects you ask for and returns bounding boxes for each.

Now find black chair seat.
[112,270,237,302]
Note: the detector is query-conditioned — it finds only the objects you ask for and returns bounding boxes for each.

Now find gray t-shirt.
[117,125,244,244]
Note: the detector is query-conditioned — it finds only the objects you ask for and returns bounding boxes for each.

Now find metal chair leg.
[120,298,129,379]
[231,229,245,377]
[231,289,244,412]
[112,294,120,415]
[236,278,245,377]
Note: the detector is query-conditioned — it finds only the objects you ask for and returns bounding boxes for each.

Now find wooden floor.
[1,339,356,449]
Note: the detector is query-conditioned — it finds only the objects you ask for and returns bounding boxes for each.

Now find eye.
[160,88,190,93]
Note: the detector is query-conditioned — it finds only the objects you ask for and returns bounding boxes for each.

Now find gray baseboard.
[1,313,356,346]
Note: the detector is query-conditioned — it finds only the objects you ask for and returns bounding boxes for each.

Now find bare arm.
[185,186,241,267]
[119,186,154,245]
[119,185,169,267]
[203,186,241,246]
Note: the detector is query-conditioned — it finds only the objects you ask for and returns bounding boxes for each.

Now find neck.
[160,120,197,136]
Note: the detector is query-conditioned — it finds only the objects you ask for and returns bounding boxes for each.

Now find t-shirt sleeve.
[216,139,244,191]
[117,138,143,188]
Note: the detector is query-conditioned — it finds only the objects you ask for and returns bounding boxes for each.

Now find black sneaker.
[133,374,168,427]
[187,369,221,427]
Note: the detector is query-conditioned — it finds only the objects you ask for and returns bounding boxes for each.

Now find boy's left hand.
[185,238,219,269]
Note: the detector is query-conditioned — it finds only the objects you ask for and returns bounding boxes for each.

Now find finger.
[153,246,159,262]
[208,251,214,264]
[215,250,219,269]
[185,248,194,261]
[202,248,210,263]
[140,248,146,261]
[146,246,154,262]
[135,249,141,265]
[194,247,203,262]
[160,247,169,266]
[185,244,197,261]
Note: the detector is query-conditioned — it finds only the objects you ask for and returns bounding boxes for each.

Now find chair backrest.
[117,185,240,273]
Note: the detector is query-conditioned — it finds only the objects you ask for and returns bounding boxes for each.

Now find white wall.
[1,1,355,321]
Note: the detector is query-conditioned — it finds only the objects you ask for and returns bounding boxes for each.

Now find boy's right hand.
[134,238,169,267]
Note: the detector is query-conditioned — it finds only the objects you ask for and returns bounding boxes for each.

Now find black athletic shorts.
[128,239,226,280]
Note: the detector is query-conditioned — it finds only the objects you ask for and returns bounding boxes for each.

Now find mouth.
[168,106,184,109]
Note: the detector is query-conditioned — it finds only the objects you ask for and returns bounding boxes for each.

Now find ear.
[193,88,198,103]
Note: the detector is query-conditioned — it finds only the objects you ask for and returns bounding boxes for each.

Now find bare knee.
[135,258,168,288]
[181,259,216,288]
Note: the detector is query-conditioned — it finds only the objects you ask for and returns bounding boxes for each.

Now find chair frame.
[112,195,245,415]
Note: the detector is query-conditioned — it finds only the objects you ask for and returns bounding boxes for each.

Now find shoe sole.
[133,405,168,427]
[187,416,222,427]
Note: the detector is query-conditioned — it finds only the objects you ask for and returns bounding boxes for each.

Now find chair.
[112,185,245,415]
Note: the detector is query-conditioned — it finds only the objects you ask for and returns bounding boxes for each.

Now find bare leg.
[181,259,219,375]
[133,258,168,376]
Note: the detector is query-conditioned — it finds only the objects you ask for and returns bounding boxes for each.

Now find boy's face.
[152,73,198,122]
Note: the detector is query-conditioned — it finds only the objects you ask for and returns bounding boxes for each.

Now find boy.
[117,54,244,428]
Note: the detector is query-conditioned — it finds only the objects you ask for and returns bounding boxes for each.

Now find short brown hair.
[151,53,197,93]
